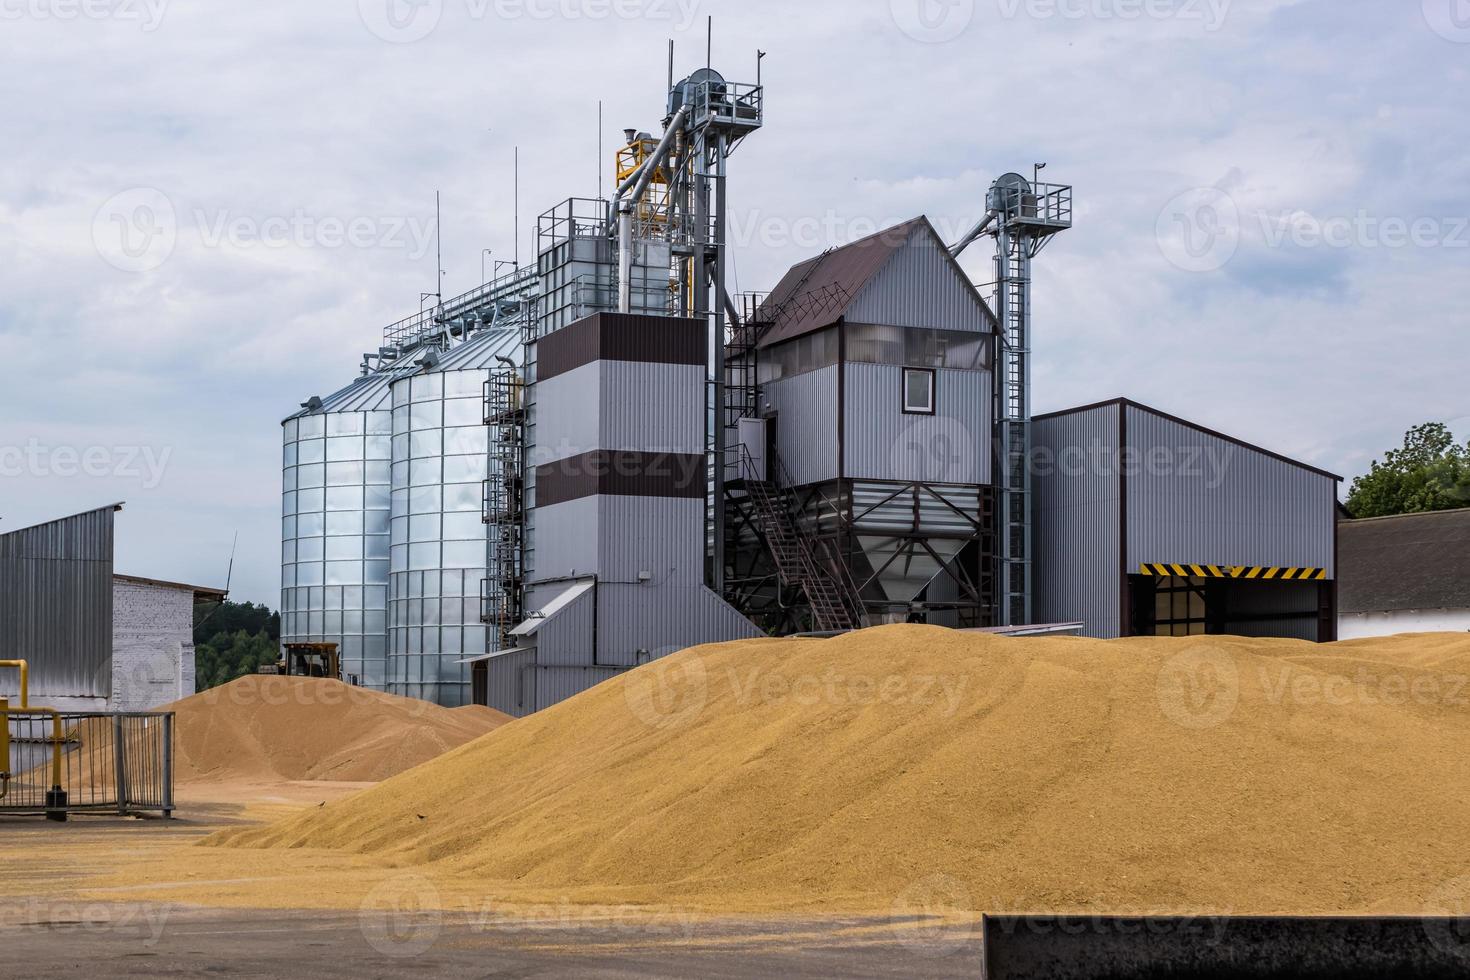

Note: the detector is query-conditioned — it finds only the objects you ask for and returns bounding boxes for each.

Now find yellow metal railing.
[0,660,68,819]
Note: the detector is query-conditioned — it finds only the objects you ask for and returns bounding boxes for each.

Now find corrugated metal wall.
[597,584,761,668]
[1221,579,1321,640]
[843,363,991,485]
[532,364,601,462]
[531,584,596,667]
[529,497,599,581]
[1033,405,1123,638]
[602,362,705,454]
[1124,405,1337,575]
[484,646,537,717]
[597,496,704,582]
[765,365,839,486]
[843,222,994,333]
[0,506,117,699]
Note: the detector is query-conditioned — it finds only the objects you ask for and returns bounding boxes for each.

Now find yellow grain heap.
[210,626,1470,914]
[169,675,511,785]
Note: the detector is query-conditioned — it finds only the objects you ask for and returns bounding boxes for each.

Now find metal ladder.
[741,476,860,633]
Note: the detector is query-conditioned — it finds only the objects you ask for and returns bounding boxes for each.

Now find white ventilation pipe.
[949,209,998,259]
[612,106,689,313]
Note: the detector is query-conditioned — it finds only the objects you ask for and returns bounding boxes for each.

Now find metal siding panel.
[598,583,761,668]
[485,647,538,717]
[531,363,601,463]
[845,223,994,333]
[843,362,991,485]
[601,361,705,455]
[533,665,627,713]
[530,497,601,581]
[596,496,704,584]
[1033,405,1123,638]
[1124,406,1337,574]
[0,507,116,699]
[533,586,596,666]
[764,365,839,486]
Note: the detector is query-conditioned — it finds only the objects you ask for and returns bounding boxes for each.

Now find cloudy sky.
[1,0,1465,606]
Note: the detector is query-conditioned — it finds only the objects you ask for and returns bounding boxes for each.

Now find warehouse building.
[1033,400,1340,640]
[1337,508,1470,638]
[282,60,1347,716]
[0,504,227,712]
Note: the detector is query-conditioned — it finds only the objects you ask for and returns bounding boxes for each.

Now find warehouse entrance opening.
[1129,573,1336,642]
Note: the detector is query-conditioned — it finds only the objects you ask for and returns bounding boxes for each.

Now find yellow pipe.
[0,660,30,708]
[0,696,9,801]
[0,708,63,794]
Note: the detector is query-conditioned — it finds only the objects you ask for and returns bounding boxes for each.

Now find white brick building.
[111,575,225,712]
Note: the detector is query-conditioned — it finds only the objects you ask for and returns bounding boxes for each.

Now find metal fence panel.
[2,711,174,817]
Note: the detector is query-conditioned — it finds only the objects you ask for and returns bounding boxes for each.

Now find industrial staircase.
[739,462,864,633]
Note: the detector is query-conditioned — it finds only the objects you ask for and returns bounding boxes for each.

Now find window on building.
[757,327,839,384]
[1153,576,1208,636]
[902,368,936,415]
[845,324,993,370]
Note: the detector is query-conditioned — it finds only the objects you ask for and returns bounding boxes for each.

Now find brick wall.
[111,579,195,712]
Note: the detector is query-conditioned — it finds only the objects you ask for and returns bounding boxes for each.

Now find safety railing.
[1,711,175,819]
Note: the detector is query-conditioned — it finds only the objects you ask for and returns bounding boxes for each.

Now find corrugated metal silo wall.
[0,507,115,698]
[764,366,839,486]
[843,362,992,485]
[1123,405,1336,574]
[1033,405,1123,638]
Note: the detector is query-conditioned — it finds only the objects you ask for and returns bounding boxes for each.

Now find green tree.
[194,629,281,692]
[194,600,279,646]
[1347,423,1470,518]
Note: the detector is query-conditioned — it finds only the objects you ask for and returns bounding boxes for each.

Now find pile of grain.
[211,626,1470,913]
[169,676,511,785]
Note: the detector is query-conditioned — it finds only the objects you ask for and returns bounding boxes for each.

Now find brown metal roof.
[757,216,981,348]
[1338,508,1470,613]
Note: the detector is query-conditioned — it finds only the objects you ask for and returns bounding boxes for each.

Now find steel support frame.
[724,477,997,633]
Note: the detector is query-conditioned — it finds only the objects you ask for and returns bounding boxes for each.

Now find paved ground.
[0,903,987,979]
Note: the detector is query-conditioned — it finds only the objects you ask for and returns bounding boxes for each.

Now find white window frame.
[902,367,936,415]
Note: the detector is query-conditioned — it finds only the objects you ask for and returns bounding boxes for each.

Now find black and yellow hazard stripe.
[1139,563,1329,581]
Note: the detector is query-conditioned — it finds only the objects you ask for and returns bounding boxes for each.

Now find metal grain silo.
[386,326,523,707]
[281,369,403,689]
